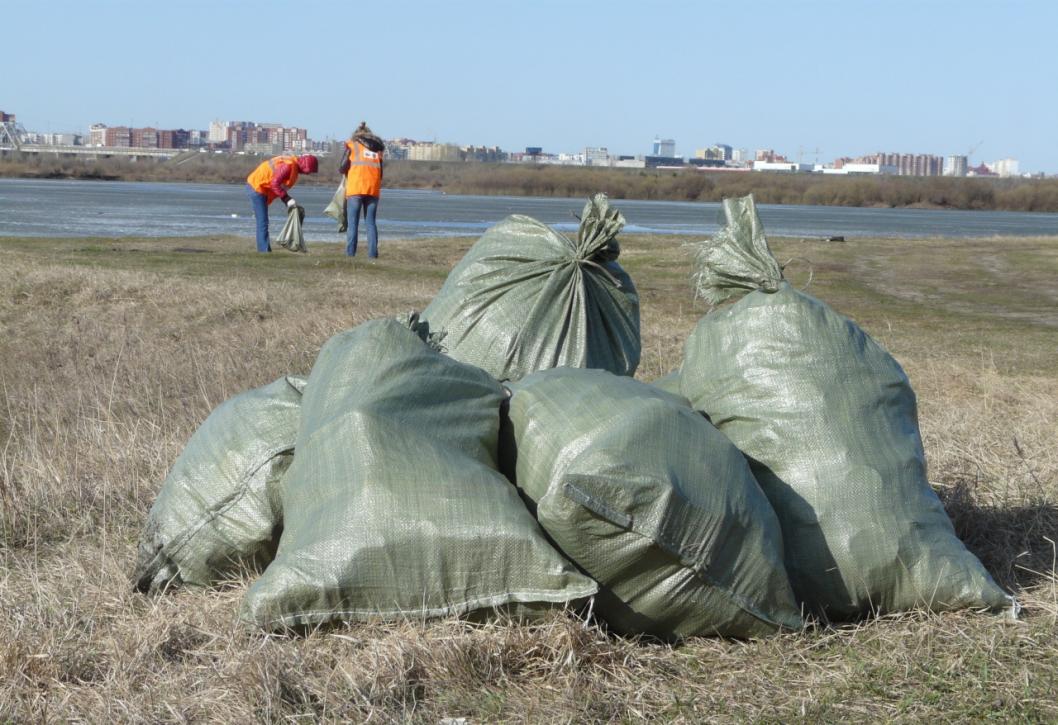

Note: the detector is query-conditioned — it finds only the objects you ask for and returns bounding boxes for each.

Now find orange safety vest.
[246,155,301,204]
[344,140,383,198]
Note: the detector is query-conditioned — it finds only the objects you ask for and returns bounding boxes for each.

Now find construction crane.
[966,140,983,163]
[796,146,823,165]
[795,146,821,165]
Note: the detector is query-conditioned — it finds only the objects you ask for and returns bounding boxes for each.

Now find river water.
[2,178,1057,241]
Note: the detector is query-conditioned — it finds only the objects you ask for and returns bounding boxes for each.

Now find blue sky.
[6,0,1056,172]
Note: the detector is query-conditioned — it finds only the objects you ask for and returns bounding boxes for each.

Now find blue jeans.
[345,195,379,257]
[246,183,271,252]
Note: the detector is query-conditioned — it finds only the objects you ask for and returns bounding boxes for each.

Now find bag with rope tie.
[421,193,641,382]
[678,195,1014,622]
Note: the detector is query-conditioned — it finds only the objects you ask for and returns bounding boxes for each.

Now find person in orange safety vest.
[337,122,385,258]
[245,154,318,252]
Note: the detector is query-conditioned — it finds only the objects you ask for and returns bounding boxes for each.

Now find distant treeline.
[3,153,1058,213]
[391,162,1058,213]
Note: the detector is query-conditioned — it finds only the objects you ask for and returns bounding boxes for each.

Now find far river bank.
[2,154,1058,213]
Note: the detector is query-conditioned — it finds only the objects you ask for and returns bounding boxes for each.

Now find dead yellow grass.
[1,233,1056,721]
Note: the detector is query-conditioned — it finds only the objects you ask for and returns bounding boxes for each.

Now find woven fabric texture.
[421,194,640,382]
[500,367,802,638]
[648,370,682,396]
[242,317,596,630]
[681,196,1012,620]
[133,375,306,592]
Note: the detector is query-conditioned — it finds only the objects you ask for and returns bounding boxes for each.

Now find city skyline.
[5,0,1056,173]
[3,112,1028,178]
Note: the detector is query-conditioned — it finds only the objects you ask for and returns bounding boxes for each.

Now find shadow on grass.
[938,478,1058,591]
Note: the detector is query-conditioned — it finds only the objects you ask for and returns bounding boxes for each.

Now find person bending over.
[245,154,319,252]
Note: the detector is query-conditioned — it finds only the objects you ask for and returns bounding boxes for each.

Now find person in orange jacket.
[245,154,319,252]
[338,122,385,257]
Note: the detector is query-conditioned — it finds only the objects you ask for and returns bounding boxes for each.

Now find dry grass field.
[1,230,1056,722]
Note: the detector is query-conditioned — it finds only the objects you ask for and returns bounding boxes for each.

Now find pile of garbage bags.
[134,194,1014,637]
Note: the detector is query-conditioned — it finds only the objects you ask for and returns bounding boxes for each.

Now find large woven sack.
[242,315,596,630]
[133,375,306,592]
[421,193,640,382]
[649,369,682,396]
[680,195,1013,621]
[499,367,802,639]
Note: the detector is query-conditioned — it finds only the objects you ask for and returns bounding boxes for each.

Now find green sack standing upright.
[242,315,596,630]
[679,195,1014,622]
[500,367,802,639]
[422,193,641,382]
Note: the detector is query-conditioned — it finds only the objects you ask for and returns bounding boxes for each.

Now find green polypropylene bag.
[680,195,1014,621]
[276,204,306,253]
[421,193,641,382]
[242,315,597,630]
[322,181,347,233]
[649,369,682,396]
[133,375,306,592]
[499,367,802,639]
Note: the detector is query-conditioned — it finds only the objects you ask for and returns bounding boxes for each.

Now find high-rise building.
[88,124,107,146]
[217,121,310,152]
[859,152,944,176]
[406,142,463,161]
[462,145,505,162]
[87,123,194,149]
[130,127,158,148]
[695,144,733,161]
[208,120,229,143]
[34,133,82,146]
[755,149,788,163]
[989,158,1020,177]
[158,129,191,149]
[944,155,968,177]
[652,137,676,157]
[584,146,610,166]
[104,126,131,147]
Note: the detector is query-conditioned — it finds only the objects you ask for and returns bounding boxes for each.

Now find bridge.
[1,144,184,159]
[0,119,186,160]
